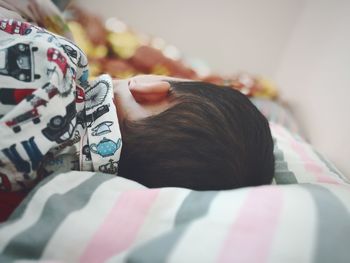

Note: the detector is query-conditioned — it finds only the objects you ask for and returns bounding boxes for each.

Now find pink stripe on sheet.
[79,189,160,263]
[217,186,283,263]
[290,140,339,184]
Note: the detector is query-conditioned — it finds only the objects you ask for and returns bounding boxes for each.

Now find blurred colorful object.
[67,6,277,99]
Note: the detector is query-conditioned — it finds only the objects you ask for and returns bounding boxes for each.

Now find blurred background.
[72,0,350,177]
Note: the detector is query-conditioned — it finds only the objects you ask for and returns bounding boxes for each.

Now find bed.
[0,5,350,263]
[0,100,349,262]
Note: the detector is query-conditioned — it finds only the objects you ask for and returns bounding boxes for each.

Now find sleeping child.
[0,1,274,191]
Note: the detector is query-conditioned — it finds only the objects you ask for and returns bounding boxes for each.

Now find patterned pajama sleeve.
[0,20,122,192]
[0,0,72,39]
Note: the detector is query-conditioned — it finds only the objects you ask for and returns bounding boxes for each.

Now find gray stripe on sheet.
[274,171,298,184]
[5,173,62,223]
[5,156,79,224]
[1,172,113,261]
[126,191,218,263]
[273,138,298,184]
[302,184,350,263]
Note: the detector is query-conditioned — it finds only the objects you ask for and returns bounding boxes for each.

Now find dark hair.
[118,81,274,190]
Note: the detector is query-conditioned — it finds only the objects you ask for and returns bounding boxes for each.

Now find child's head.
[113,75,274,190]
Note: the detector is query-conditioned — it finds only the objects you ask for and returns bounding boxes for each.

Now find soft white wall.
[75,0,304,78]
[275,0,350,177]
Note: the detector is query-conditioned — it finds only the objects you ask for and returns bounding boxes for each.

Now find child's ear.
[129,81,171,104]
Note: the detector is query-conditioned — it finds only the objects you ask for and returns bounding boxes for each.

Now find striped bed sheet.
[0,172,349,262]
[271,122,347,185]
[0,122,349,262]
[252,98,347,184]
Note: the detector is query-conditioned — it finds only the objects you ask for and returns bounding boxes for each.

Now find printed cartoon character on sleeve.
[0,20,122,191]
